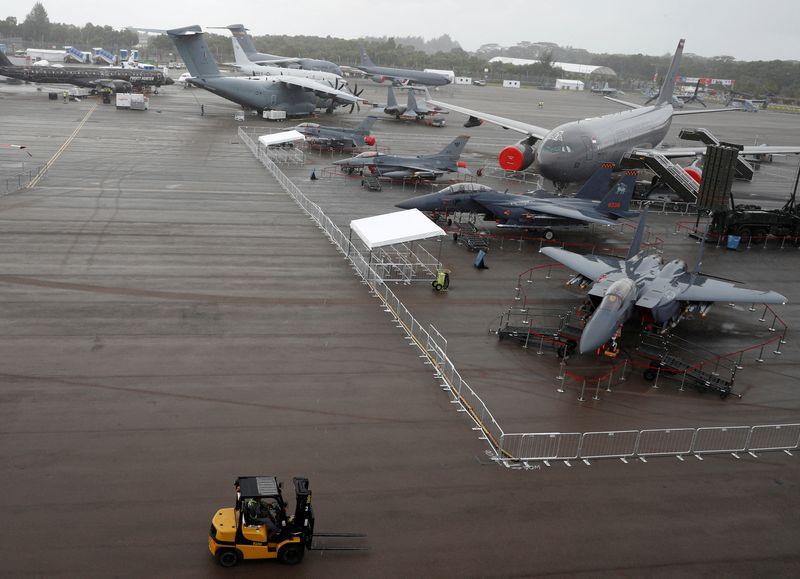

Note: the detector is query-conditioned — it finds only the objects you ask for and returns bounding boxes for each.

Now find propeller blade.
[349,103,355,114]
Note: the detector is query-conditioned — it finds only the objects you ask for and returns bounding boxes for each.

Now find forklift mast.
[292,477,315,548]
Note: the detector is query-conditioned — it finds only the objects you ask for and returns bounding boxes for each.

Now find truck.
[709,204,800,242]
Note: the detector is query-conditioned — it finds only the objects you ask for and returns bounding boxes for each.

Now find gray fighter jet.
[396,164,638,236]
[167,25,361,116]
[224,24,343,76]
[541,211,788,354]
[333,135,469,180]
[428,39,800,186]
[377,86,446,121]
[295,116,378,149]
[356,47,450,87]
[0,50,172,93]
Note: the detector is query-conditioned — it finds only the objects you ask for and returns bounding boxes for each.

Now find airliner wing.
[427,100,550,139]
[637,145,800,159]
[672,107,740,115]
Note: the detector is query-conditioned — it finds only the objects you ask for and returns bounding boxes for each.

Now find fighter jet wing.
[276,76,362,104]
[674,274,787,304]
[427,99,550,139]
[523,202,617,225]
[540,247,624,281]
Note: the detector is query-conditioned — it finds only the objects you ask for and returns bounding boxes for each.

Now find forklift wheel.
[278,543,305,565]
[216,549,240,568]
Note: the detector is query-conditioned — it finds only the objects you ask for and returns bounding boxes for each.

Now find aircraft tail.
[356,115,378,134]
[360,46,375,68]
[230,32,252,67]
[167,25,222,78]
[439,135,470,159]
[656,39,685,106]
[0,49,15,67]
[598,170,637,216]
[406,88,419,113]
[574,163,615,200]
[626,206,648,260]
[226,24,259,57]
[386,85,398,108]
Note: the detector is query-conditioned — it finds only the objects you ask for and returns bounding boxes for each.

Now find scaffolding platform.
[497,307,585,358]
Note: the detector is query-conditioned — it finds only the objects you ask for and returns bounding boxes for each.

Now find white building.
[555,79,584,91]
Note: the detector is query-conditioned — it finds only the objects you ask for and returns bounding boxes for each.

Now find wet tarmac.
[1,80,799,577]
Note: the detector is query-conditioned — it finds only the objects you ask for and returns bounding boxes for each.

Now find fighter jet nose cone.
[395,200,413,209]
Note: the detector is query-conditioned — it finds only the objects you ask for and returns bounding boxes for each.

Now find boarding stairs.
[92,48,116,65]
[622,151,699,202]
[64,46,87,63]
[678,128,755,180]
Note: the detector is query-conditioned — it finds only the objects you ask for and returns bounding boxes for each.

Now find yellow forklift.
[209,476,365,567]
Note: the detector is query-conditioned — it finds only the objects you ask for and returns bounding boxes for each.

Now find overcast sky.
[15,0,800,61]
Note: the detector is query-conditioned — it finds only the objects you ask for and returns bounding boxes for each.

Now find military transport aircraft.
[428,39,800,187]
[295,116,378,149]
[223,24,343,76]
[355,47,451,87]
[228,31,348,89]
[0,50,173,93]
[167,26,361,116]
[541,210,788,354]
[396,164,638,237]
[333,135,469,180]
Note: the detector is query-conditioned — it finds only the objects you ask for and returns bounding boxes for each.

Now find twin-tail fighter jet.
[541,211,788,354]
[294,116,378,149]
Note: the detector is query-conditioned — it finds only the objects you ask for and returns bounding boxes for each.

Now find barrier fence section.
[2,164,46,194]
[238,127,800,467]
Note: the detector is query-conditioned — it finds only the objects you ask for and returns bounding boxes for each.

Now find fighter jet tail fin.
[226,24,259,57]
[574,163,615,200]
[656,39,685,106]
[600,170,638,217]
[386,85,398,108]
[406,89,419,113]
[357,115,379,134]
[626,206,648,260]
[360,46,375,68]
[167,26,222,78]
[689,221,710,284]
[0,49,14,67]
[438,135,470,159]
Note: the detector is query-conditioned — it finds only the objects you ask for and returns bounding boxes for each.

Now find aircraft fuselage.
[536,104,673,183]
[190,76,317,115]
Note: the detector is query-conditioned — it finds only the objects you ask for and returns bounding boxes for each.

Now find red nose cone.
[684,167,702,183]
[364,135,376,146]
[498,145,524,171]
[456,160,467,168]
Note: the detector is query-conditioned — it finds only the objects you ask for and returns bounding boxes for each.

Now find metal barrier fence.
[238,126,800,467]
[2,165,46,193]
[500,424,800,464]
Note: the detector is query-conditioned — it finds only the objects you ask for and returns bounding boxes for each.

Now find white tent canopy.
[350,209,445,250]
[258,130,305,147]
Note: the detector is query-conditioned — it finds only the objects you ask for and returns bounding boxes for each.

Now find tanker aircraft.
[168,26,361,116]
[355,47,450,87]
[429,39,800,187]
[541,211,787,354]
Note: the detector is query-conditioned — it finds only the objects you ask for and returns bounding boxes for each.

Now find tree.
[20,2,49,44]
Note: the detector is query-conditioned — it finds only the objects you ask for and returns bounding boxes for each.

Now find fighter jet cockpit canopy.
[598,278,636,312]
[353,150,380,158]
[437,182,495,195]
[295,122,320,129]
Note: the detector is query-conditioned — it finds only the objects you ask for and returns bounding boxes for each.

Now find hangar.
[488,56,616,77]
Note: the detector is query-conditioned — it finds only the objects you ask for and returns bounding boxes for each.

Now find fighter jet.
[590,82,623,96]
[167,26,361,116]
[333,135,469,180]
[428,39,800,186]
[396,164,638,236]
[377,86,446,122]
[540,211,787,354]
[223,24,343,76]
[355,47,451,87]
[295,116,378,149]
[0,50,173,93]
